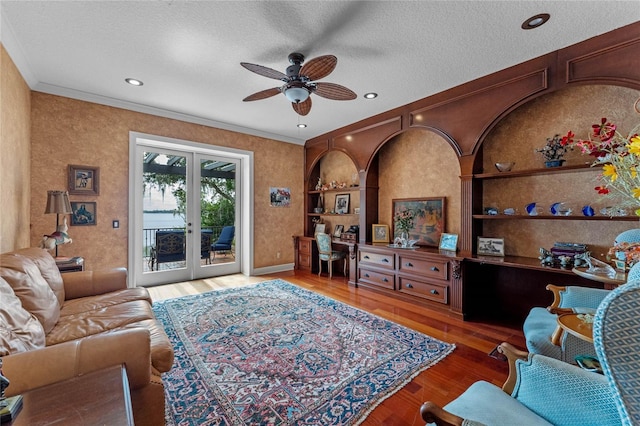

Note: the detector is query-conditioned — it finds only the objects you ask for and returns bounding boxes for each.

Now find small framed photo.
[68,165,99,195]
[372,224,390,243]
[439,233,458,251]
[335,194,350,214]
[71,201,97,226]
[314,223,326,235]
[477,237,505,256]
[333,224,344,238]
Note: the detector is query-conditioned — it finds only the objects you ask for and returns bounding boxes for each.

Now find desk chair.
[315,232,346,278]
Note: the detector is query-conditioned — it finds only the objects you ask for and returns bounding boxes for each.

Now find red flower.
[561,131,575,146]
[592,118,617,141]
[595,186,610,194]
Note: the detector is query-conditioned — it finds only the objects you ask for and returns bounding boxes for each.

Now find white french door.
[129,133,252,287]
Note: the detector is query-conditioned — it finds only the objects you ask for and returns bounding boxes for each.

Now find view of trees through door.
[139,150,238,283]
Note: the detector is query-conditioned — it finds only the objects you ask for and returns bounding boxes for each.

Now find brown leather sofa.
[0,248,174,426]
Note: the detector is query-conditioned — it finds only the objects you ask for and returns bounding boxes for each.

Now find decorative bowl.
[494,162,515,172]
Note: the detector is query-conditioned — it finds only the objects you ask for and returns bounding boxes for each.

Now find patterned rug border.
[154,278,456,425]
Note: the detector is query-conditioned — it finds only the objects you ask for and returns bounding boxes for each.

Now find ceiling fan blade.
[300,55,337,81]
[240,62,287,81]
[242,87,281,102]
[292,97,312,116]
[312,82,357,100]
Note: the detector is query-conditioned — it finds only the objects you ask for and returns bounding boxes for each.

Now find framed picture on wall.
[372,224,389,243]
[335,194,350,214]
[392,197,445,247]
[70,201,97,226]
[68,165,99,195]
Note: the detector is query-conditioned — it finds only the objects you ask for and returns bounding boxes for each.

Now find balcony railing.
[143,226,231,271]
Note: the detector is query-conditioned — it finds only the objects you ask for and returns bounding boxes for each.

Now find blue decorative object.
[582,205,595,216]
[525,202,539,216]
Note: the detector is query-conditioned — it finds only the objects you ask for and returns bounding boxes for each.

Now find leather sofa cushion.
[0,277,46,356]
[14,248,65,306]
[60,288,152,317]
[120,319,175,374]
[46,300,156,345]
[0,253,60,333]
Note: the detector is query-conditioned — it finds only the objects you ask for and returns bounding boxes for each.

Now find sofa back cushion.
[0,252,60,333]
[14,248,65,305]
[0,277,46,356]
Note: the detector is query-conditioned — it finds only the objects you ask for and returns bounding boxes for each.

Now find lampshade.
[284,86,309,103]
[45,190,73,215]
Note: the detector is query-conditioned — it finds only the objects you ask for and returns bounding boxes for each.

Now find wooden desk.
[572,267,625,290]
[553,313,594,344]
[9,364,134,425]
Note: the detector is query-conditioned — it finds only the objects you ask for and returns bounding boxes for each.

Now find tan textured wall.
[482,85,640,259]
[378,130,461,236]
[0,44,31,253]
[30,93,303,271]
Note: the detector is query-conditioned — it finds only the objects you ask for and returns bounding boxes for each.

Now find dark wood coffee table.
[8,364,134,425]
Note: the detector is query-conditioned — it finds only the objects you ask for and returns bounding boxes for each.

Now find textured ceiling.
[2,1,639,145]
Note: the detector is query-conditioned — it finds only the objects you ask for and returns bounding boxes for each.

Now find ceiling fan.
[241,52,357,116]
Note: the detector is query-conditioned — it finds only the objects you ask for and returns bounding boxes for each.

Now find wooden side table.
[55,256,84,273]
[8,364,134,425]
[572,266,625,290]
[553,313,594,344]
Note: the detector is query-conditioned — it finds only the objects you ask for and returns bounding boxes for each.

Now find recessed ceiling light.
[125,78,144,86]
[364,92,378,99]
[522,13,550,30]
[297,123,307,128]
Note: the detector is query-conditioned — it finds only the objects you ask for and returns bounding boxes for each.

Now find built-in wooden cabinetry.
[358,245,463,314]
[302,22,640,321]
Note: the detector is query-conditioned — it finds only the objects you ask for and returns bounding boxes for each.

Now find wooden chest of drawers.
[357,244,461,314]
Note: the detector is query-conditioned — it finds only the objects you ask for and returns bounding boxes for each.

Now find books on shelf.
[55,256,82,265]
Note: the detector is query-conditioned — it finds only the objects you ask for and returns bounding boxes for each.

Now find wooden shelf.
[465,254,578,274]
[472,214,639,221]
[307,213,359,217]
[473,163,595,179]
[309,187,360,194]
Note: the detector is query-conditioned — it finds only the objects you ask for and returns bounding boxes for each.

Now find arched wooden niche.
[474,84,640,259]
[372,128,462,239]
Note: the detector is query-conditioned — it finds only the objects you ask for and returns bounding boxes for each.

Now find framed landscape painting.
[392,197,445,247]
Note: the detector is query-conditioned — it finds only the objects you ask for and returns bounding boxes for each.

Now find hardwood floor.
[147,270,526,425]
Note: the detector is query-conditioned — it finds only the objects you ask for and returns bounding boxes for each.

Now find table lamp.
[44,190,73,257]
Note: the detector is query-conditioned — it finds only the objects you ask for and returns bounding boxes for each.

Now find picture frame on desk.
[477,237,505,256]
[333,224,344,238]
[439,233,458,252]
[372,224,389,243]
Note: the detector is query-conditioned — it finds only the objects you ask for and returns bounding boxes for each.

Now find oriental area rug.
[153,279,454,425]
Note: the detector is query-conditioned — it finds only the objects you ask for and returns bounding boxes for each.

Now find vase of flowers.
[563,116,640,216]
[536,134,572,167]
[394,208,415,247]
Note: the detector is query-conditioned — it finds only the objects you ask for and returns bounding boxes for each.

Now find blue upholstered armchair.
[315,232,346,278]
[523,284,609,362]
[211,226,235,259]
[420,282,640,425]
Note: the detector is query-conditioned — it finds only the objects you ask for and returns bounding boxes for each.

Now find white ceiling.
[2,1,639,145]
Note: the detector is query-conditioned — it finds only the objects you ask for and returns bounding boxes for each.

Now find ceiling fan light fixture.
[297,123,307,128]
[521,13,550,30]
[364,92,378,99]
[284,86,310,103]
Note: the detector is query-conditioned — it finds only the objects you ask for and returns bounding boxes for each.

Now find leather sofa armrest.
[1,328,151,396]
[63,267,128,299]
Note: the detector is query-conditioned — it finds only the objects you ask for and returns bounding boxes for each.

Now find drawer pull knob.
[430,266,439,272]
[382,258,389,263]
[430,289,439,295]
[406,283,414,289]
[405,262,413,267]
[364,255,370,259]
[382,278,389,282]
[364,273,370,278]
